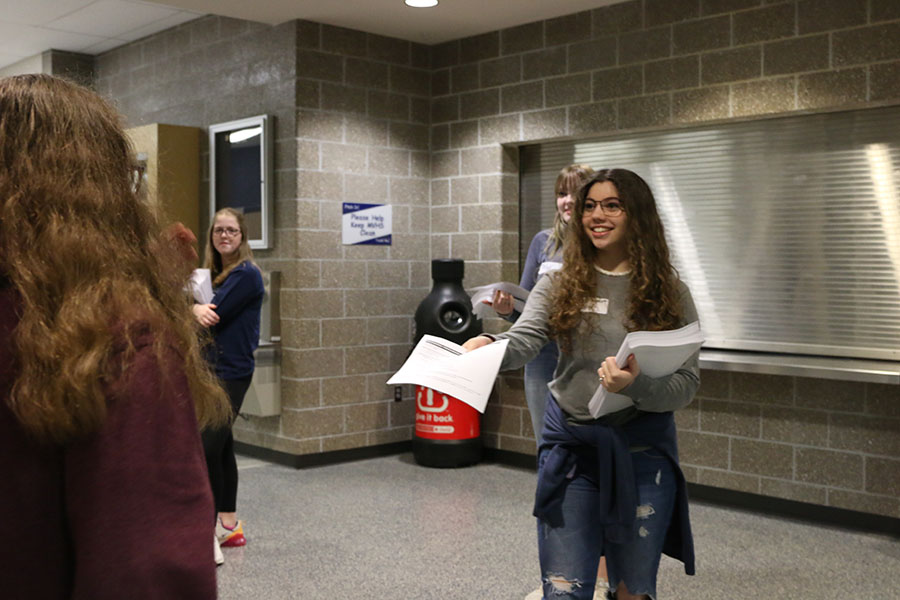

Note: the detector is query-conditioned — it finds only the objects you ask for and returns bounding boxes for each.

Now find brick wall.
[93,0,900,518]
[428,0,900,517]
[272,21,432,454]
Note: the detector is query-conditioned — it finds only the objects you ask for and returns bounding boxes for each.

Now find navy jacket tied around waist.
[534,398,696,575]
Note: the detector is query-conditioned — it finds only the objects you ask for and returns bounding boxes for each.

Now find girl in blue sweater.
[193,208,264,553]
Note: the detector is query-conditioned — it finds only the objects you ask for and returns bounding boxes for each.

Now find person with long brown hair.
[193,207,264,553]
[0,74,231,598]
[465,169,699,600]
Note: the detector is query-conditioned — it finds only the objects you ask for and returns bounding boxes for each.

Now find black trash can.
[411,259,483,468]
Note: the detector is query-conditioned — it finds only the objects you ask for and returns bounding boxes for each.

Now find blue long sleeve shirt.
[209,262,264,380]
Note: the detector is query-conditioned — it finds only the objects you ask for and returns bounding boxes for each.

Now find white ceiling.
[0,0,624,71]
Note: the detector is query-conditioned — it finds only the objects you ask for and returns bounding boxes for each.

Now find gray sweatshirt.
[493,268,700,424]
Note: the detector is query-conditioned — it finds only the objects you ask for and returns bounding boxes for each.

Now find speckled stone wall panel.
[431,40,459,69]
[798,67,868,109]
[501,81,545,113]
[545,73,592,107]
[545,11,593,47]
[460,32,500,64]
[731,76,796,116]
[522,108,568,139]
[702,0,764,15]
[763,34,830,76]
[733,3,796,45]
[459,89,499,120]
[731,438,794,478]
[479,55,522,88]
[619,26,673,64]
[430,95,459,123]
[796,0,866,35]
[618,93,671,129]
[702,45,762,84]
[568,38,617,74]
[867,383,900,418]
[366,33,411,65]
[522,47,568,81]
[672,14,731,55]
[592,65,644,100]
[480,115,520,144]
[796,448,864,489]
[870,61,900,102]
[871,0,900,22]
[645,0,702,27]
[645,56,700,93]
[591,1,643,35]
[568,101,617,136]
[833,22,900,66]
[672,86,730,122]
[500,21,544,56]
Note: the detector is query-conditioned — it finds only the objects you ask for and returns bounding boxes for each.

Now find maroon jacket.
[0,285,217,599]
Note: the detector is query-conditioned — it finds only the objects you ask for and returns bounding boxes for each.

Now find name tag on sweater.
[582,298,609,314]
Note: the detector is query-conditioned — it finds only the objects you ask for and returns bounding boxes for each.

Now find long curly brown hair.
[0,74,230,443]
[549,168,684,352]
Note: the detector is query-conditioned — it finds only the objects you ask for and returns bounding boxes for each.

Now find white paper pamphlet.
[189,268,214,304]
[470,282,530,319]
[386,334,509,413]
[588,321,704,418]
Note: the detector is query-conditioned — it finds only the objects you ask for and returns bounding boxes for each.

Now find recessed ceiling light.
[405,0,438,7]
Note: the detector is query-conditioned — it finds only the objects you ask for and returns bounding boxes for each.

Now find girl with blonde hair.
[193,207,264,552]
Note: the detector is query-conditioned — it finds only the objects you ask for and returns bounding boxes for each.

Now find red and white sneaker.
[216,519,246,547]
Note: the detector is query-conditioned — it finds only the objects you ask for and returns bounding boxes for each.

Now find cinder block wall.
[428,0,900,518]
[93,1,900,518]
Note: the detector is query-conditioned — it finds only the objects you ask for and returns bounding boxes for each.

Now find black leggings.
[202,376,252,513]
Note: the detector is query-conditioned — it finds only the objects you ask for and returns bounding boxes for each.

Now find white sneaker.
[213,535,224,566]
[524,587,542,600]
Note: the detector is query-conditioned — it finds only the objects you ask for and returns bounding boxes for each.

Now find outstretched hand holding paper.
[470,282,530,319]
[588,321,704,418]
[386,335,508,413]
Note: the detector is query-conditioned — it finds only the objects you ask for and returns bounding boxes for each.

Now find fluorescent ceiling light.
[228,127,261,144]
[405,0,438,7]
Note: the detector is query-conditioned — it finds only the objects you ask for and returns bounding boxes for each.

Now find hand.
[462,335,493,352]
[192,303,219,327]
[597,353,641,393]
[482,289,514,316]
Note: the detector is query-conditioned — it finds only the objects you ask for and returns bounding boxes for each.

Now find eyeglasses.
[583,199,625,217]
[213,227,241,237]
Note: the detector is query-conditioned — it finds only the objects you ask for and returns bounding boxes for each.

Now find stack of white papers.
[386,335,509,413]
[588,321,704,418]
[188,268,213,304]
[470,282,530,319]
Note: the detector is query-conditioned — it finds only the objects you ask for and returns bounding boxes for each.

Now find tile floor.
[216,453,900,599]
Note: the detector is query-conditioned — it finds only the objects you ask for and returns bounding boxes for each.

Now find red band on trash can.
[414,385,480,440]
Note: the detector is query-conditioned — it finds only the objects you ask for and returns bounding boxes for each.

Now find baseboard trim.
[235,440,412,470]
[236,442,899,537]
[687,482,900,538]
[480,448,900,538]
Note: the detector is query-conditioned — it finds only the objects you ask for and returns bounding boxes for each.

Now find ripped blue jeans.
[536,447,676,600]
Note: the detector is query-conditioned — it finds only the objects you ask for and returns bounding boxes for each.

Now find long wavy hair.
[203,207,257,287]
[549,168,684,352]
[0,74,230,443]
[544,164,595,257]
